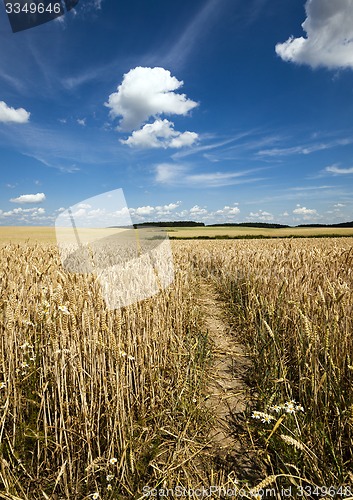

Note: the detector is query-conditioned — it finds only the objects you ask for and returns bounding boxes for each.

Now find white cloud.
[105,66,198,131]
[127,202,181,218]
[77,118,86,126]
[155,163,187,184]
[185,172,262,188]
[160,202,180,211]
[154,202,181,215]
[334,203,345,207]
[135,206,155,215]
[155,163,263,188]
[190,205,207,215]
[161,0,223,68]
[293,205,318,215]
[276,0,353,70]
[248,210,274,221]
[0,207,46,217]
[215,205,240,215]
[325,164,353,174]
[121,119,198,149]
[10,192,46,204]
[0,101,30,124]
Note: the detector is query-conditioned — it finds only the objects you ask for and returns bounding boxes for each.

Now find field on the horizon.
[1,225,353,244]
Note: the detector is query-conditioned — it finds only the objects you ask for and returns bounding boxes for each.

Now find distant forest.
[133,221,353,228]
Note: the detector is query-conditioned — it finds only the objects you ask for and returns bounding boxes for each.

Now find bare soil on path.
[199,280,264,482]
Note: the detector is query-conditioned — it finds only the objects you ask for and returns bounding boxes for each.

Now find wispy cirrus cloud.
[257,137,353,157]
[158,0,228,68]
[325,164,353,175]
[0,122,128,173]
[61,57,122,90]
[155,163,264,188]
[171,132,257,160]
[288,185,335,191]
[25,154,80,173]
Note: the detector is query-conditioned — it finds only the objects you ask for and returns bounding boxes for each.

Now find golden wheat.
[0,237,352,498]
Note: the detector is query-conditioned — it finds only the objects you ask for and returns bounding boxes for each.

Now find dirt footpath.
[199,280,264,481]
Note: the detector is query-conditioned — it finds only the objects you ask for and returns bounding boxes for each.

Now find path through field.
[199,280,264,481]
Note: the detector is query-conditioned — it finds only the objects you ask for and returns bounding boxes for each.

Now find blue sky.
[1,0,353,226]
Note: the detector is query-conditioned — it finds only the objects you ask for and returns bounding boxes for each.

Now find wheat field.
[0,238,352,498]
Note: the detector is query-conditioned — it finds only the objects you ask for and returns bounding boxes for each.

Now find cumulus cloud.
[159,202,180,211]
[293,205,318,215]
[105,67,198,131]
[248,210,274,221]
[215,205,240,215]
[0,101,30,124]
[135,205,155,216]
[325,164,353,174]
[121,119,198,149]
[10,192,46,204]
[123,201,182,221]
[0,207,45,218]
[276,0,353,69]
[77,118,86,126]
[190,205,208,215]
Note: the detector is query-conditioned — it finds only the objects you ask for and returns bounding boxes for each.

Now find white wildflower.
[252,411,274,422]
[252,411,261,419]
[261,414,275,424]
[284,400,296,414]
